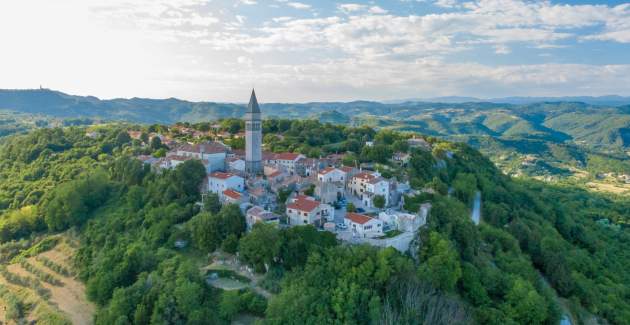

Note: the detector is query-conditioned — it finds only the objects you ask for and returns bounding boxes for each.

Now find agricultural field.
[0,233,94,324]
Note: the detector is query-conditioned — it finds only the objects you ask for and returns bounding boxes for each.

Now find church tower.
[245,89,262,175]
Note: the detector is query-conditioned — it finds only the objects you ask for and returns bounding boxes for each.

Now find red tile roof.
[340,166,355,173]
[274,152,302,161]
[178,142,227,154]
[319,167,339,175]
[354,171,376,180]
[223,189,241,200]
[345,212,374,225]
[287,197,320,212]
[210,172,236,180]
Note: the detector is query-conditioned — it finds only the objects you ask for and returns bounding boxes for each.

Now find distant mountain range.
[1,88,630,152]
[386,95,630,106]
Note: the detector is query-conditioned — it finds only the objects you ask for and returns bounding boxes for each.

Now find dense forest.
[0,120,629,324]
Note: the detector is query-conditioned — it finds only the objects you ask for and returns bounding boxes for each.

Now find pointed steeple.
[247,89,260,113]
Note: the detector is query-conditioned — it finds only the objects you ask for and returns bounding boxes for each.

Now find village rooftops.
[340,166,355,173]
[287,196,320,212]
[274,152,302,161]
[354,171,385,184]
[247,206,279,221]
[319,167,340,175]
[209,172,237,180]
[222,189,242,200]
[178,142,227,154]
[345,212,375,225]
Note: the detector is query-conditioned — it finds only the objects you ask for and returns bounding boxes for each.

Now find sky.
[0,0,629,102]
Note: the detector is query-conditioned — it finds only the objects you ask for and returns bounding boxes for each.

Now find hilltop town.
[127,90,434,252]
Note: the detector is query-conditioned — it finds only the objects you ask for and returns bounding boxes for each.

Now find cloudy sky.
[1,0,629,102]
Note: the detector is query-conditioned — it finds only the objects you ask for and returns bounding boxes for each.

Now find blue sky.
[0,0,629,102]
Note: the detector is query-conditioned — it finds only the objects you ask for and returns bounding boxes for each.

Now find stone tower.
[245,89,262,175]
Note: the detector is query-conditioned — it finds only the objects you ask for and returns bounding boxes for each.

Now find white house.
[208,172,244,194]
[378,210,426,233]
[345,212,383,238]
[175,142,228,172]
[350,171,390,208]
[246,206,280,230]
[317,167,347,183]
[286,195,322,226]
[272,152,305,175]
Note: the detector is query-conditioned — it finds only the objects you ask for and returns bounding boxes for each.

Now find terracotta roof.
[354,171,376,180]
[287,197,320,212]
[178,142,227,154]
[345,212,374,225]
[340,166,355,173]
[268,170,283,178]
[319,167,340,175]
[223,189,241,200]
[274,152,302,161]
[209,172,236,180]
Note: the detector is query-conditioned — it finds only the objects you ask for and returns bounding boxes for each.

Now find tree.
[239,223,281,273]
[190,212,222,252]
[115,131,131,147]
[418,232,462,291]
[203,192,221,214]
[221,234,239,254]
[373,195,386,209]
[503,278,549,324]
[346,202,356,213]
[150,136,163,150]
[219,204,246,238]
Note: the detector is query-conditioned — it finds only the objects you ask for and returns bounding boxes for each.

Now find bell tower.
[245,89,262,175]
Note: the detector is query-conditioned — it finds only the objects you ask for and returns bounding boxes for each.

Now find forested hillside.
[0,121,629,324]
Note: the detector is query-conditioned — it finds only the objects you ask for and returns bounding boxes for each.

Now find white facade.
[317,167,347,183]
[378,210,426,232]
[286,195,322,226]
[272,153,305,175]
[350,172,390,208]
[208,172,244,194]
[345,213,383,238]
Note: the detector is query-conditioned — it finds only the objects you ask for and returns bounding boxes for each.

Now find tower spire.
[247,88,260,113]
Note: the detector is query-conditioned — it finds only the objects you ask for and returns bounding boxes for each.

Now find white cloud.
[369,6,388,14]
[287,2,311,10]
[434,0,458,8]
[239,0,257,5]
[338,4,366,13]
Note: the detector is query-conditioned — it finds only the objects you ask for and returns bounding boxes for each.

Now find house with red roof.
[221,189,242,204]
[208,172,244,194]
[349,171,390,208]
[270,152,305,175]
[286,195,323,226]
[344,212,383,238]
[317,167,347,183]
